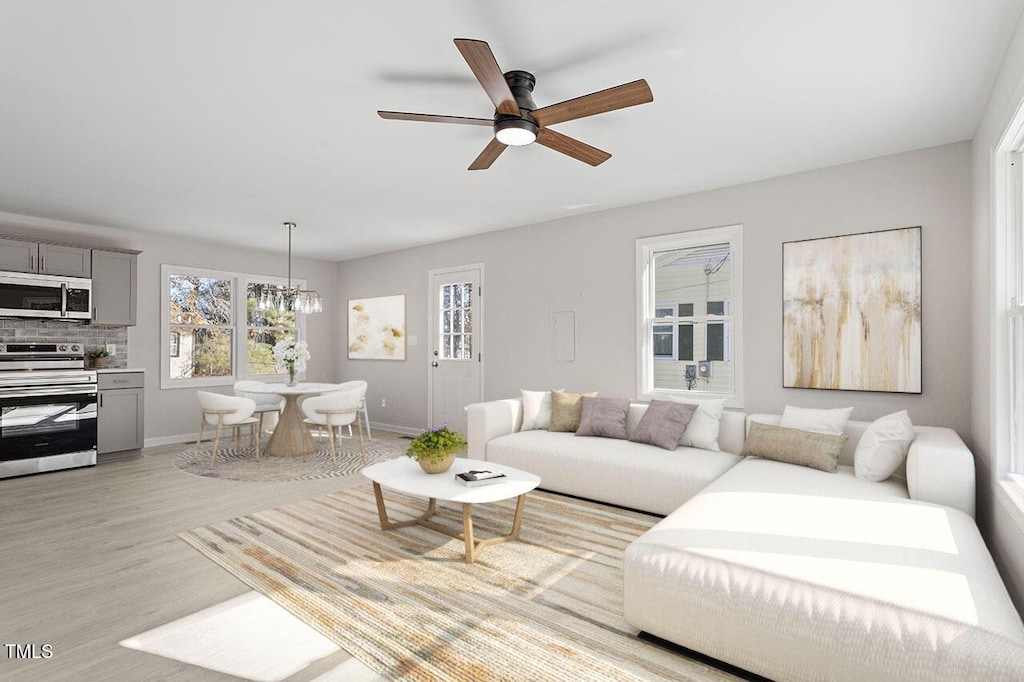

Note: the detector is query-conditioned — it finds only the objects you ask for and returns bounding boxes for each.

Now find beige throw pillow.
[740,422,847,473]
[549,389,598,432]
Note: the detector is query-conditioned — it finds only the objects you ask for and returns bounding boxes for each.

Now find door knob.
[431,361,439,367]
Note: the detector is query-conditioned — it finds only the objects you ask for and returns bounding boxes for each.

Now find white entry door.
[428,265,483,434]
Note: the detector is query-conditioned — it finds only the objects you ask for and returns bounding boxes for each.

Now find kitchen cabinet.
[91,249,138,326]
[97,371,145,457]
[0,237,90,276]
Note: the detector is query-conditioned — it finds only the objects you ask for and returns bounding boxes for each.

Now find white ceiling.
[0,1,1020,261]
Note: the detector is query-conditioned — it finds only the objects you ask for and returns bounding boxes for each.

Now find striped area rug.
[180,485,742,681]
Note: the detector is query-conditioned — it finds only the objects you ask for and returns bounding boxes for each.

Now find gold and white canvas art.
[348,295,406,360]
[783,226,921,393]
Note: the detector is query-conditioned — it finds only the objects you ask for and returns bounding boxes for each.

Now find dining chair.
[234,380,285,433]
[326,380,372,441]
[301,383,368,464]
[195,391,260,467]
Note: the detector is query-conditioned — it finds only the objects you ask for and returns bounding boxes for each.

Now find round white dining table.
[241,382,342,457]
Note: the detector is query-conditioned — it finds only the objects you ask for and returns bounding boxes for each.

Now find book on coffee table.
[455,470,507,486]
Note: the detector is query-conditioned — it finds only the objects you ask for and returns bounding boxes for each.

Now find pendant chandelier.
[256,222,323,314]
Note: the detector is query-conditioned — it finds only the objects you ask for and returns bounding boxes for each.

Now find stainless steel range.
[0,342,98,479]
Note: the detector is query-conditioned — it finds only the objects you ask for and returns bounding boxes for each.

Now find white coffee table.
[361,457,541,563]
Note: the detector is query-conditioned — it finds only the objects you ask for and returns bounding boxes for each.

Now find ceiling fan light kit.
[378,38,653,170]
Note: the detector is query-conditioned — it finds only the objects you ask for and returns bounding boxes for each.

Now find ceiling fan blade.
[454,38,520,116]
[468,138,507,170]
[535,128,611,167]
[531,79,653,127]
[377,111,493,127]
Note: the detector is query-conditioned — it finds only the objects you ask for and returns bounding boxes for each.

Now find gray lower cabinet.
[97,372,145,457]
[91,249,138,325]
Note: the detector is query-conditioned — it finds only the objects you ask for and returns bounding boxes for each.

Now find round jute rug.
[173,432,409,482]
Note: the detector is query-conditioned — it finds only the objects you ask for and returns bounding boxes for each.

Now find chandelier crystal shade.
[256,222,323,314]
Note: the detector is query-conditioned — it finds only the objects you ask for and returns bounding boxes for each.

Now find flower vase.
[287,366,296,387]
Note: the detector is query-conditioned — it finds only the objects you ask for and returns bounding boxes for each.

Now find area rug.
[180,485,743,681]
[173,432,408,482]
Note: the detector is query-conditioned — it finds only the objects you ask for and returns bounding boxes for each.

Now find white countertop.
[97,368,146,374]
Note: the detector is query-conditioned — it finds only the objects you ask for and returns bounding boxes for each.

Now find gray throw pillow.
[629,400,699,450]
[739,421,847,473]
[575,397,630,439]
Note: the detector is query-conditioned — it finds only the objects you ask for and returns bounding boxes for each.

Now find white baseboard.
[146,434,196,448]
[368,422,423,437]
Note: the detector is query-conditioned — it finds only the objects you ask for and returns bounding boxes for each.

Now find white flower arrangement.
[273,338,310,375]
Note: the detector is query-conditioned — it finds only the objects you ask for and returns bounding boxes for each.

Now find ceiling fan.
[377,38,654,170]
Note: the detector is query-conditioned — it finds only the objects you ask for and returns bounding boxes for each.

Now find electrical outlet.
[105,344,116,355]
[381,398,387,408]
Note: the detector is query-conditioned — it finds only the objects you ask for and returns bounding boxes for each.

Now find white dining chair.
[234,380,285,433]
[195,391,260,467]
[301,383,367,464]
[325,380,372,441]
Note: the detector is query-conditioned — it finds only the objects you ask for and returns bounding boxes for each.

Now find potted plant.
[406,425,467,474]
[87,348,110,368]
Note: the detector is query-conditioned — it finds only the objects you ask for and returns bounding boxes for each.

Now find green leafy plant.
[86,348,110,359]
[406,425,467,464]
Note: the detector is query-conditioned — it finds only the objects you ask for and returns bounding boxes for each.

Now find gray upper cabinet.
[0,238,91,276]
[0,237,38,273]
[38,243,91,277]
[92,249,138,326]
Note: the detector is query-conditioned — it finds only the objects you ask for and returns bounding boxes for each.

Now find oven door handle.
[0,384,97,399]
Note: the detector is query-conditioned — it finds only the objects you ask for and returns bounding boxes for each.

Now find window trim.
[160,264,306,389]
[636,225,744,407]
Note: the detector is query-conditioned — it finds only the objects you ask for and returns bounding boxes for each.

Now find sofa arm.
[905,426,976,518]
[467,399,523,461]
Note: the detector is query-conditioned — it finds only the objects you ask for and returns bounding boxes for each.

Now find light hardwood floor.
[0,442,384,681]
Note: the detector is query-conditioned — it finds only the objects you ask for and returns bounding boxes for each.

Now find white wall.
[338,142,972,440]
[0,212,339,442]
[972,9,1024,610]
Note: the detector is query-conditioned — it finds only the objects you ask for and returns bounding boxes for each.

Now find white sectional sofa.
[467,399,1024,681]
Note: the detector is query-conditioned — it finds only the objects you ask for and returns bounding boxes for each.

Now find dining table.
[241,382,342,457]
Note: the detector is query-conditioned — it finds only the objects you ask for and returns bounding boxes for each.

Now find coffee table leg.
[372,482,438,531]
[462,503,476,564]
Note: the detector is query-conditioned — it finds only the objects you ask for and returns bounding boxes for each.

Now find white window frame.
[636,225,744,407]
[993,104,1024,525]
[160,265,306,389]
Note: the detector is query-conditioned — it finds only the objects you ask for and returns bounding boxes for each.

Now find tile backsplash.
[0,319,128,367]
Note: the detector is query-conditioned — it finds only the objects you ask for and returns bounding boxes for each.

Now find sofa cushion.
[740,421,847,473]
[780,404,854,435]
[665,396,727,451]
[575,396,630,439]
[855,410,916,482]
[624,458,1024,681]
[629,400,698,450]
[549,389,598,432]
[486,429,741,515]
[520,389,559,431]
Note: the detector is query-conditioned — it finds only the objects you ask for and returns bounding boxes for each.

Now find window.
[1008,152,1024,482]
[439,282,473,360]
[636,225,743,405]
[161,265,305,388]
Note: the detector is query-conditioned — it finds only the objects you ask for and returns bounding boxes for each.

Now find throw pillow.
[665,396,727,451]
[520,389,560,431]
[629,400,699,451]
[854,410,917,481]
[779,405,854,435]
[575,397,631,439]
[549,389,598,432]
[740,421,847,473]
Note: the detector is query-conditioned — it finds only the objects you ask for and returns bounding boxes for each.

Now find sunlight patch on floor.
[119,591,383,681]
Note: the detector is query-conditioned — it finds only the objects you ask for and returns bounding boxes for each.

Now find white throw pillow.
[780,405,854,435]
[855,410,916,481]
[665,396,727,451]
[520,389,559,431]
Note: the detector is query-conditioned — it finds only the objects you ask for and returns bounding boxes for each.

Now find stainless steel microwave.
[0,272,92,320]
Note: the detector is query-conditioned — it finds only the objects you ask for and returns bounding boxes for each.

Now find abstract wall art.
[347,294,406,360]
[782,226,921,393]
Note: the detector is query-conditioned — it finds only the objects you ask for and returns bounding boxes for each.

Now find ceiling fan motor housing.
[493,70,539,142]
